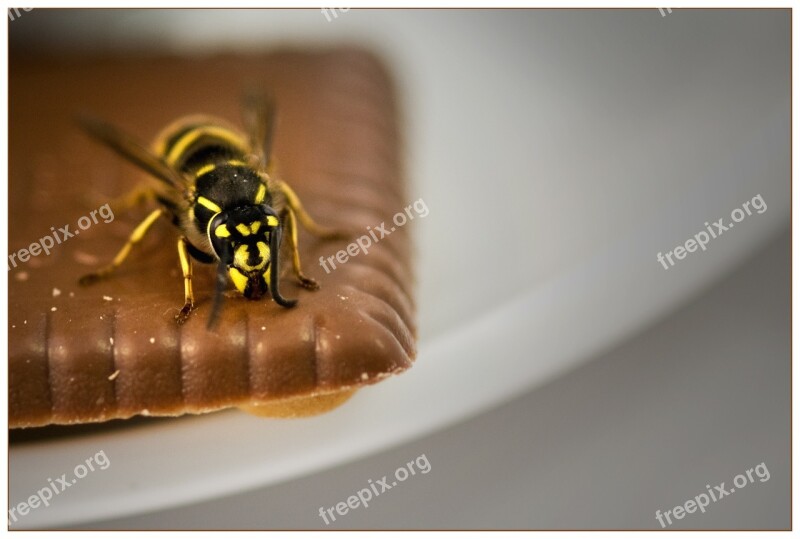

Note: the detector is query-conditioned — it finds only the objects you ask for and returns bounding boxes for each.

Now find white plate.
[9,9,790,527]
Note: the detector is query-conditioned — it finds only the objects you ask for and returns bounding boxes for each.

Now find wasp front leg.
[281,208,319,290]
[175,237,195,324]
[79,208,163,285]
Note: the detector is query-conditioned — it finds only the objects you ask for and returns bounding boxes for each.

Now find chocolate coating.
[9,50,416,428]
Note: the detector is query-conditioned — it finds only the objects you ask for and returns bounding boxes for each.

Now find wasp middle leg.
[79,208,163,285]
[175,236,195,324]
[276,180,347,240]
[281,207,320,290]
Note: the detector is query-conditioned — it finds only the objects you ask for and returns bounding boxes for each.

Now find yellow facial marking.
[236,223,251,236]
[266,215,279,227]
[234,244,250,270]
[233,242,269,272]
[249,221,261,234]
[197,196,222,213]
[195,163,217,178]
[214,224,230,238]
[255,184,267,204]
[256,241,270,263]
[229,267,248,294]
[227,159,247,168]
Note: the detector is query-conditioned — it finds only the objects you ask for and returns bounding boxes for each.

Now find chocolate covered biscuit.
[9,50,416,427]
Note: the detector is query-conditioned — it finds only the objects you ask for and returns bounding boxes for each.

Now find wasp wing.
[78,114,190,192]
[241,90,277,171]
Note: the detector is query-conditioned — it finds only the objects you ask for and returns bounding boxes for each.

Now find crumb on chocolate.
[73,250,99,265]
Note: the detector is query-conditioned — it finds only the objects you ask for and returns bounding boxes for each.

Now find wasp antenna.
[207,260,230,329]
[269,226,298,308]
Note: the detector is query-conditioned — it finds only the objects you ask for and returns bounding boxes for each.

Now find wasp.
[78,93,340,327]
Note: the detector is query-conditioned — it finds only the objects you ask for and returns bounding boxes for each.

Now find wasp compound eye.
[208,212,232,260]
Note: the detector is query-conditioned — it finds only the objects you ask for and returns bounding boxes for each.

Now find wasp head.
[208,204,280,299]
[204,204,296,328]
